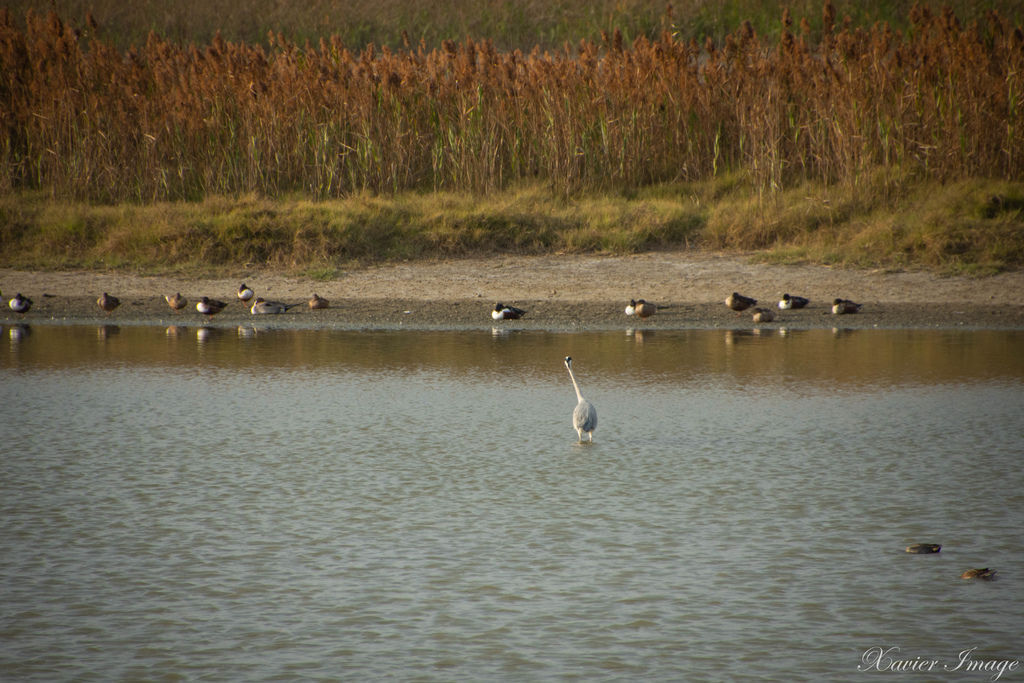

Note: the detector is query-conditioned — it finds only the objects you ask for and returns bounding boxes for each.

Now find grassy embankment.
[1,2,1022,275]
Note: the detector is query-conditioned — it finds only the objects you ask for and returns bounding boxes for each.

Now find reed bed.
[8,0,1022,55]
[1,4,1021,204]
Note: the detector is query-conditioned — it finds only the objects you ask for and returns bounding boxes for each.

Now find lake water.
[2,324,1023,681]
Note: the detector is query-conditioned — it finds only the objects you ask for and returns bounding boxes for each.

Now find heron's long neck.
[567,368,584,402]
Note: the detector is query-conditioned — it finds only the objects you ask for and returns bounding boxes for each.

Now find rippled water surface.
[2,324,1023,681]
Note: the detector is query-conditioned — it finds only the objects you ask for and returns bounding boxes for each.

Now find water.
[2,324,1023,681]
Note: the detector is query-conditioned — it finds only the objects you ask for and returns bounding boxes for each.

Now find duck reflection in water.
[97,325,120,341]
[8,323,31,343]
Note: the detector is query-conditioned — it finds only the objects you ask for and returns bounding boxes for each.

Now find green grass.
[731,178,1024,274]
[0,187,704,273]
[2,176,1021,275]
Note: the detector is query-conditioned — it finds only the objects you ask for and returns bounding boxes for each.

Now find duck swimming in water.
[492,303,526,320]
[905,543,941,554]
[960,568,997,580]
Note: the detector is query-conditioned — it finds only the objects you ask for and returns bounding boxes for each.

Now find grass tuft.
[2,177,1020,275]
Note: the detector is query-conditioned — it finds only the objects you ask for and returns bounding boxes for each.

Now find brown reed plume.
[0,5,1021,202]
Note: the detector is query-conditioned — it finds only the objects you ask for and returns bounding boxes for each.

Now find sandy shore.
[2,252,1023,330]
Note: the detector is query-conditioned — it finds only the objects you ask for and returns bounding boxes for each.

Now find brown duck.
[960,568,997,580]
[164,292,188,311]
[97,292,120,314]
[726,292,757,312]
[905,543,941,554]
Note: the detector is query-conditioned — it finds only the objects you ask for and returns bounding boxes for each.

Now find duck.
[751,307,775,323]
[8,293,32,314]
[97,292,120,314]
[237,283,254,303]
[726,292,757,312]
[634,299,656,319]
[250,297,298,315]
[905,543,941,554]
[960,568,997,580]
[492,303,526,320]
[778,293,809,309]
[832,298,862,314]
[308,293,329,310]
[625,299,637,316]
[196,296,228,317]
[164,292,188,311]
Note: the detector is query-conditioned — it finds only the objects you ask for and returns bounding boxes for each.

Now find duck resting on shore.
[250,297,298,315]
[8,293,32,314]
[196,296,228,318]
[237,283,255,303]
[97,292,120,314]
[492,303,526,320]
[778,293,809,309]
[726,292,757,312]
[634,299,656,319]
[832,298,862,314]
[164,292,188,311]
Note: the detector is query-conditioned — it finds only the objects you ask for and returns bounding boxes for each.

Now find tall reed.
[1,4,1021,202]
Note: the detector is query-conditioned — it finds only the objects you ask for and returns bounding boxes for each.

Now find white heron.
[564,356,597,442]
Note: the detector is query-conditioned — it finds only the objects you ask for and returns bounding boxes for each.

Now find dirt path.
[2,251,1022,329]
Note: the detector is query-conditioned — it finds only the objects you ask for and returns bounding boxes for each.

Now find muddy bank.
[2,252,1023,330]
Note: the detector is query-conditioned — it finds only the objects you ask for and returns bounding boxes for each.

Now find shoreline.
[2,252,1023,331]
